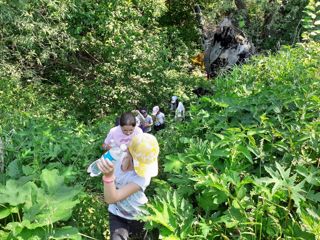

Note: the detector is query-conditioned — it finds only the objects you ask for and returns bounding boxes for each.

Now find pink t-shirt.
[103,126,143,147]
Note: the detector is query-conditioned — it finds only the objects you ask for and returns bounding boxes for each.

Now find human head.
[171,96,178,103]
[152,106,160,115]
[128,133,159,178]
[119,112,136,136]
[139,108,147,118]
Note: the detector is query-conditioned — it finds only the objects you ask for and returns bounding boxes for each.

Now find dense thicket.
[1,0,200,121]
[0,0,312,121]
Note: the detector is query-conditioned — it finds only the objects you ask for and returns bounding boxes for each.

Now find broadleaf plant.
[0,169,81,239]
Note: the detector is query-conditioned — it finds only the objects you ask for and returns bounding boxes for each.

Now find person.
[132,110,145,130]
[170,96,178,113]
[97,133,159,240]
[102,112,143,151]
[152,106,165,132]
[175,101,185,121]
[139,108,153,133]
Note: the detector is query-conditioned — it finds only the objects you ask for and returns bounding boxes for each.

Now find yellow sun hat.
[128,133,159,178]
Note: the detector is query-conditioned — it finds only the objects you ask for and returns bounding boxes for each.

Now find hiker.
[139,108,153,133]
[97,133,159,240]
[102,112,143,152]
[170,96,179,114]
[152,106,165,132]
[132,110,145,129]
[175,101,185,121]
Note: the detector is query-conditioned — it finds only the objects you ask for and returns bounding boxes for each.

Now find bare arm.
[96,153,140,204]
[102,181,141,204]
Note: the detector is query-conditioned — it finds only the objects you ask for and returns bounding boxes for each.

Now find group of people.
[94,96,186,239]
[131,95,185,133]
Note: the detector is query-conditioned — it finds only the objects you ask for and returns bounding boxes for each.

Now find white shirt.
[154,112,165,126]
[108,161,151,220]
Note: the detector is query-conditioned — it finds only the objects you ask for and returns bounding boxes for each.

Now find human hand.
[121,152,133,171]
[132,110,139,115]
[102,143,112,151]
[97,157,115,178]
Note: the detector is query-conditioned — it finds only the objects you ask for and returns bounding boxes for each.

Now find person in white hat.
[170,95,178,113]
[97,133,159,240]
[152,105,165,132]
[175,101,185,121]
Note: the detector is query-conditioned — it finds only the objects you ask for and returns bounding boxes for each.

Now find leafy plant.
[301,0,320,41]
[142,190,195,239]
[70,192,109,240]
[0,169,81,239]
[153,41,320,239]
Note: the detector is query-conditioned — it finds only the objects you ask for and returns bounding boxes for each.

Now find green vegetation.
[143,42,320,239]
[0,0,319,239]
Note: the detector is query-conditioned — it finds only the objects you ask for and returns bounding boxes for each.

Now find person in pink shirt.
[102,112,143,151]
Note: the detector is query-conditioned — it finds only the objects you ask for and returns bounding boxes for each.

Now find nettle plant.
[0,169,81,239]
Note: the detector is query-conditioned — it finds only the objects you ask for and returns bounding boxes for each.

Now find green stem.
[285,189,292,226]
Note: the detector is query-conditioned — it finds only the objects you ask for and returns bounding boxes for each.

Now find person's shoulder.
[134,126,143,133]
[131,174,151,189]
[109,126,120,133]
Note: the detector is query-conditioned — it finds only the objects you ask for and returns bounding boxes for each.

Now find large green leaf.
[22,169,81,225]
[0,180,36,207]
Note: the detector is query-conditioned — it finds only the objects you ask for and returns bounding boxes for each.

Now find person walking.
[97,133,159,240]
[152,106,165,132]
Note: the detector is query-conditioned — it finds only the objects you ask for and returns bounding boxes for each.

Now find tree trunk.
[261,0,276,39]
[234,0,250,26]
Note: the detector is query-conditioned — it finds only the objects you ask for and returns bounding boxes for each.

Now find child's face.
[141,111,147,117]
[121,125,135,136]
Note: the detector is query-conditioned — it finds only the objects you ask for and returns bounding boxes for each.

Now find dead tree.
[204,18,255,78]
[194,5,255,78]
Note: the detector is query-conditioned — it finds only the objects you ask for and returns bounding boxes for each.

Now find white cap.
[152,106,160,115]
[171,96,178,103]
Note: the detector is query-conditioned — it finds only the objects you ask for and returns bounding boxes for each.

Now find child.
[97,133,159,240]
[102,112,143,151]
[139,108,153,133]
[152,106,165,132]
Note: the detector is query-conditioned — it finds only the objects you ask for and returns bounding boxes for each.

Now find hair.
[119,112,136,127]
[174,100,179,109]
[171,99,179,109]
[114,116,120,126]
[139,107,147,114]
